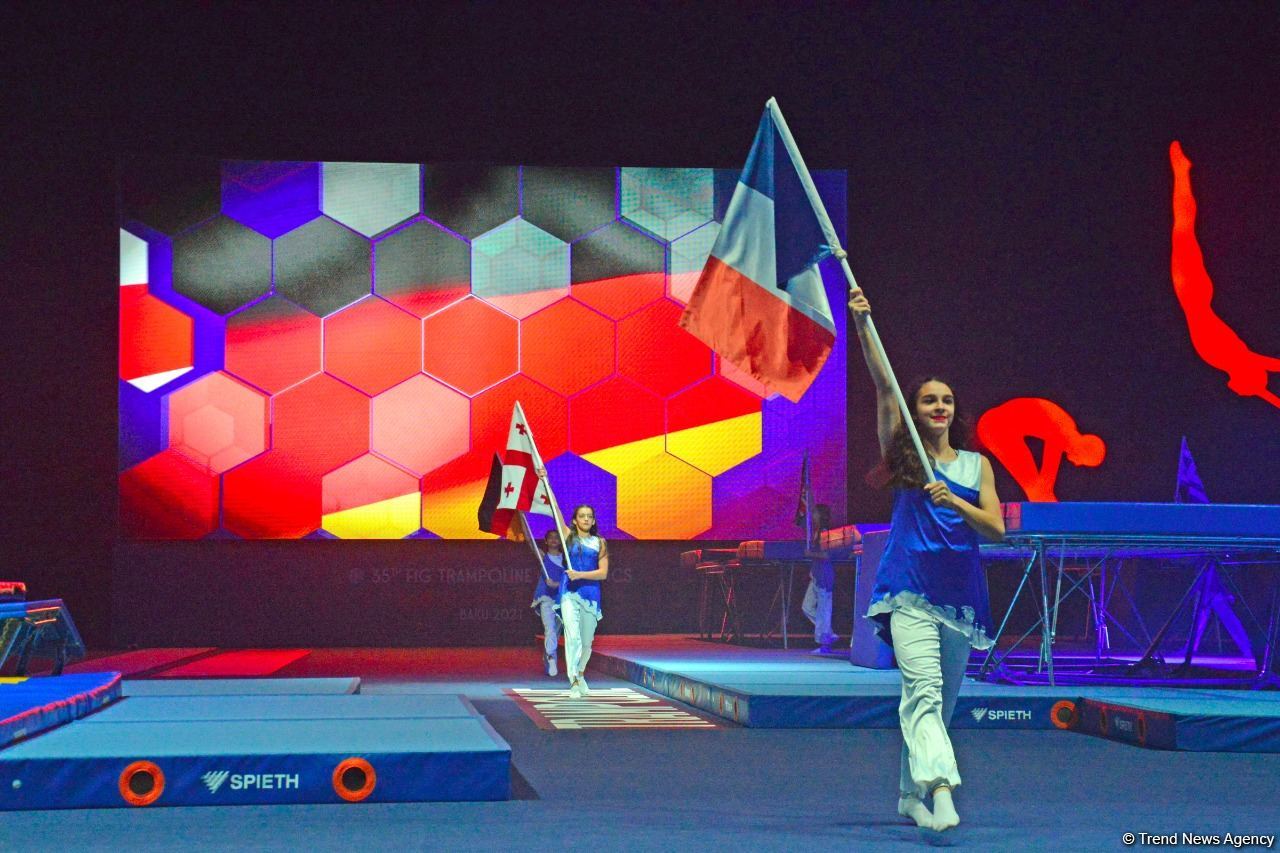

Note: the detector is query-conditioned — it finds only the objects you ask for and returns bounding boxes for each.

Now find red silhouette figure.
[977,398,1106,502]
[1170,141,1280,410]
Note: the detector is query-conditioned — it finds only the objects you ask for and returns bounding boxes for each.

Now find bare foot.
[930,786,960,831]
[897,795,934,828]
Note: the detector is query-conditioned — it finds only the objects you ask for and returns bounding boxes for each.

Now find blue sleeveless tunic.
[561,535,604,619]
[866,450,994,650]
[532,553,565,605]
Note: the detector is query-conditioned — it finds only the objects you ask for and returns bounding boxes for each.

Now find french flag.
[680,100,837,403]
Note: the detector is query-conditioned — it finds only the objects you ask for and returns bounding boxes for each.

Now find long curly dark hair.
[875,376,971,490]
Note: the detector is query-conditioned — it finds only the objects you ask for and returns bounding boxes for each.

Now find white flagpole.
[518,510,553,583]
[513,401,574,562]
[765,98,935,482]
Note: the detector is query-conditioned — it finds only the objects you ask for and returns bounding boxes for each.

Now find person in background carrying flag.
[800,504,837,653]
[530,529,565,677]
[850,286,1005,833]
[679,99,839,402]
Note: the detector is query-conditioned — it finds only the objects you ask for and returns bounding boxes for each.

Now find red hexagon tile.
[324,296,422,396]
[618,298,713,397]
[225,296,321,394]
[371,374,470,476]
[568,376,664,458]
[520,298,615,396]
[119,287,194,392]
[423,296,519,395]
[222,450,323,538]
[270,373,370,476]
[167,371,268,473]
[119,449,220,539]
[472,375,568,461]
[419,448,498,539]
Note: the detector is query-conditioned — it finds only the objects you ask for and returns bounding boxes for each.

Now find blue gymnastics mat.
[0,673,121,748]
[123,677,360,696]
[82,693,480,723]
[0,696,509,809]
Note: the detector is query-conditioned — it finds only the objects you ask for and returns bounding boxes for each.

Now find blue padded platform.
[123,677,360,696]
[82,694,480,723]
[1072,693,1280,753]
[0,712,510,809]
[0,673,121,748]
[592,640,1280,749]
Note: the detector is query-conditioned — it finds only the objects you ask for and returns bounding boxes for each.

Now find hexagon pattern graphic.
[423,296,519,395]
[321,162,420,238]
[472,219,569,319]
[324,296,421,395]
[322,454,421,539]
[371,374,470,476]
[620,167,714,241]
[275,216,372,317]
[618,299,713,396]
[571,221,665,320]
[120,228,148,287]
[616,452,712,539]
[167,371,268,474]
[521,299,614,396]
[171,215,272,314]
[224,297,322,394]
[522,166,616,243]
[118,160,846,538]
[422,165,518,239]
[374,219,471,318]
[669,221,720,304]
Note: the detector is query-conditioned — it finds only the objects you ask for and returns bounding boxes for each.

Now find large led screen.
[119,162,848,540]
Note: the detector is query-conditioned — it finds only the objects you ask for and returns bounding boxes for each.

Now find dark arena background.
[4,4,1280,849]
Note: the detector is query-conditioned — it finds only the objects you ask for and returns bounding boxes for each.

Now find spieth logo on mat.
[201,771,230,794]
[201,770,300,793]
[970,707,1032,723]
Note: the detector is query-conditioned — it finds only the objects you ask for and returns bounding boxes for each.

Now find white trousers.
[536,599,560,657]
[891,605,971,799]
[801,581,833,642]
[560,593,599,680]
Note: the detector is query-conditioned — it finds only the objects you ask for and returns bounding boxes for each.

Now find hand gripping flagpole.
[513,401,575,567]
[765,98,936,482]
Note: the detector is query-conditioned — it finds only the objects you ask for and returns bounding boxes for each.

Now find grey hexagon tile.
[321,162,420,237]
[275,216,372,317]
[374,219,471,318]
[172,215,272,314]
[522,166,616,242]
[620,167,714,241]
[422,164,518,239]
[472,218,568,302]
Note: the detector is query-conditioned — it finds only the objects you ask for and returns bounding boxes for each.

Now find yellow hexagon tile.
[615,451,711,539]
[666,412,761,476]
[323,492,422,539]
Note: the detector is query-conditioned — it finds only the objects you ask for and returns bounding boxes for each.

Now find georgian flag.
[478,401,556,537]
